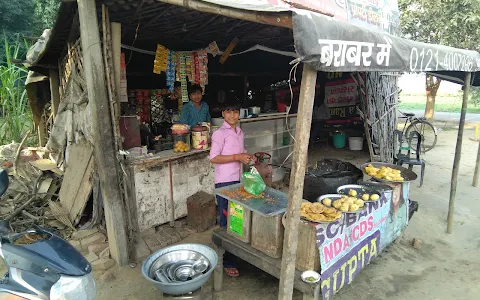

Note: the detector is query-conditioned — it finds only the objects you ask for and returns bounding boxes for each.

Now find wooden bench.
[212,228,321,300]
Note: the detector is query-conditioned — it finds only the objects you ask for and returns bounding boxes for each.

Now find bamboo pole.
[156,0,293,28]
[278,64,317,300]
[49,69,61,117]
[447,72,471,234]
[473,141,480,187]
[78,0,129,265]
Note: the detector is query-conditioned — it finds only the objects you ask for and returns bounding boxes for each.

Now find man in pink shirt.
[210,103,254,277]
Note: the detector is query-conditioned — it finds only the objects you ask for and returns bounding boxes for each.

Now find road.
[402,110,480,124]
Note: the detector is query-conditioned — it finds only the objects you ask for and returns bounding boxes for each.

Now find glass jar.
[173,133,191,153]
[191,126,209,150]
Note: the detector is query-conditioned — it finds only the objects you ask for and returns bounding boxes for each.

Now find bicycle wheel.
[406,120,437,152]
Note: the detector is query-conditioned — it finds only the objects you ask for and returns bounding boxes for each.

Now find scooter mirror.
[0,169,8,196]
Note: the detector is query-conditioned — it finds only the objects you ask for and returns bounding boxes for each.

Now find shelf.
[244,129,296,139]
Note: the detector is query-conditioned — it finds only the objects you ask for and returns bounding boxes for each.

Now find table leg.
[303,284,321,300]
[214,246,225,292]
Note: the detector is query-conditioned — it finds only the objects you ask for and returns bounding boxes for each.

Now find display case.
[240,114,297,166]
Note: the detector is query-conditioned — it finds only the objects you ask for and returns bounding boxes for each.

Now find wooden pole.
[38,117,46,147]
[447,72,471,234]
[111,22,121,104]
[473,141,480,187]
[156,0,292,28]
[279,64,317,300]
[77,0,129,265]
[49,69,61,117]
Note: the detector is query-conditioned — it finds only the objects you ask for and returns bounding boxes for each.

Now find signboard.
[293,11,480,75]
[315,182,409,299]
[324,73,359,120]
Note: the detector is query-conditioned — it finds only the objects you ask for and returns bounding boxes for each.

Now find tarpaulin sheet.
[292,10,480,85]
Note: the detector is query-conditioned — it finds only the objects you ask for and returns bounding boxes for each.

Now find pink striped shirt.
[209,122,245,184]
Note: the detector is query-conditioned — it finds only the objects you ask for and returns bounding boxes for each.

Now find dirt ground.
[96,125,480,300]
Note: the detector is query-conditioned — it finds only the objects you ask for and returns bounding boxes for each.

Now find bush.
[0,35,33,145]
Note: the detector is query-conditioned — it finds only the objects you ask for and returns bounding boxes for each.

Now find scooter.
[0,169,96,300]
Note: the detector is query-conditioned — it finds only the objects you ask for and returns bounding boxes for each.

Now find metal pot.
[142,244,218,296]
[248,106,261,115]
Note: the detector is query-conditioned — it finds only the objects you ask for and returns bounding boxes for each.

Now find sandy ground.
[92,125,480,300]
[2,125,476,300]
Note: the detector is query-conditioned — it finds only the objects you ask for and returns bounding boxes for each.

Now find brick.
[133,238,151,261]
[187,191,216,232]
[157,227,180,244]
[85,252,99,263]
[91,258,115,271]
[99,247,110,259]
[69,240,82,251]
[143,234,163,252]
[71,228,99,240]
[412,238,423,249]
[88,243,109,256]
[81,232,106,250]
[98,270,115,283]
[139,228,156,237]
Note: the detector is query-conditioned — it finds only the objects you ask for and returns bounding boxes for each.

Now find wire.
[280,60,301,168]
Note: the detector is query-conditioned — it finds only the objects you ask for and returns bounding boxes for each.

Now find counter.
[123,149,214,233]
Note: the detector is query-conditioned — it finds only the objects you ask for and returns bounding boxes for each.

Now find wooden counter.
[123,149,214,233]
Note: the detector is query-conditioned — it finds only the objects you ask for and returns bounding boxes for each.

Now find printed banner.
[316,182,409,299]
[324,78,359,108]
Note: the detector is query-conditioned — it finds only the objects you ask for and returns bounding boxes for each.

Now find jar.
[191,126,209,150]
[173,133,191,153]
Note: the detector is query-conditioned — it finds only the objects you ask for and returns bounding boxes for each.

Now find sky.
[398,73,461,95]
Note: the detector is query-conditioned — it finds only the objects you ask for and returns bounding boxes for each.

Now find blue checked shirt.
[180,101,211,127]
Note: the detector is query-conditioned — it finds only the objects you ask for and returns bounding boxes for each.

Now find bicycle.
[398,110,438,152]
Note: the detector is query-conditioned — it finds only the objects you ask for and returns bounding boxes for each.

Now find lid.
[192,125,207,132]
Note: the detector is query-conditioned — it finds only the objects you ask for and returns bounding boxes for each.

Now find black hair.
[189,84,203,94]
[174,82,182,88]
[221,102,241,112]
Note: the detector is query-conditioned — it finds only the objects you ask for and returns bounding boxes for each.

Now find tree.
[399,0,480,120]
[34,0,61,30]
[0,0,37,63]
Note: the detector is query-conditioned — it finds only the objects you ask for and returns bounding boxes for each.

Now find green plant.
[0,35,34,145]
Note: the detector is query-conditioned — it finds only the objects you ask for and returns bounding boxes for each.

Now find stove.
[161,287,212,300]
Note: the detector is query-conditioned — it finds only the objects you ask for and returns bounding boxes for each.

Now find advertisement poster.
[229,202,245,236]
[346,0,401,35]
[324,76,359,120]
[316,182,409,299]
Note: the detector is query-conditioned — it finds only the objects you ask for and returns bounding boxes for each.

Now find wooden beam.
[38,117,46,147]
[447,72,471,234]
[112,22,122,121]
[278,64,317,300]
[156,0,292,29]
[49,69,61,117]
[474,141,480,187]
[77,0,129,265]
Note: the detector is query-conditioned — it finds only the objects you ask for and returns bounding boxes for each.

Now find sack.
[242,167,266,196]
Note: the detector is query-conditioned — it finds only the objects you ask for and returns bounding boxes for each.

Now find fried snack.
[322,198,332,207]
[365,164,405,181]
[362,194,370,201]
[348,189,357,197]
[370,194,380,201]
[333,195,365,212]
[300,202,341,223]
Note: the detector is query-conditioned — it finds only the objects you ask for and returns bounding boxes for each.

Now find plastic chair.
[396,131,426,187]
[393,130,410,164]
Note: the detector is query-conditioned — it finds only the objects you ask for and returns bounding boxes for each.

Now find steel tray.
[215,183,288,217]
[361,162,417,183]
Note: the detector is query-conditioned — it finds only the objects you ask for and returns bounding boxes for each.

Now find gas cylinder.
[253,152,273,187]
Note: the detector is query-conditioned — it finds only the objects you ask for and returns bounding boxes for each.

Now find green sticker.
[229,202,244,236]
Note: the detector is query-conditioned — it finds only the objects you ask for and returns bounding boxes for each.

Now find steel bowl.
[142,244,218,296]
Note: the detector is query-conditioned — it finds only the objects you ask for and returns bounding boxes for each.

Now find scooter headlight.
[50,273,96,300]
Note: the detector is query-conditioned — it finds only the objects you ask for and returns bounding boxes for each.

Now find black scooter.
[0,169,96,299]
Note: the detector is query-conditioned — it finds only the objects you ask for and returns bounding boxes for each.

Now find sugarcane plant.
[0,35,33,145]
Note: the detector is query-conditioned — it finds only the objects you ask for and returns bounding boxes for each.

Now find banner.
[315,182,409,299]
[292,11,480,76]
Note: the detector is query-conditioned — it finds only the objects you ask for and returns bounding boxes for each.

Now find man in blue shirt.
[180,84,211,127]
